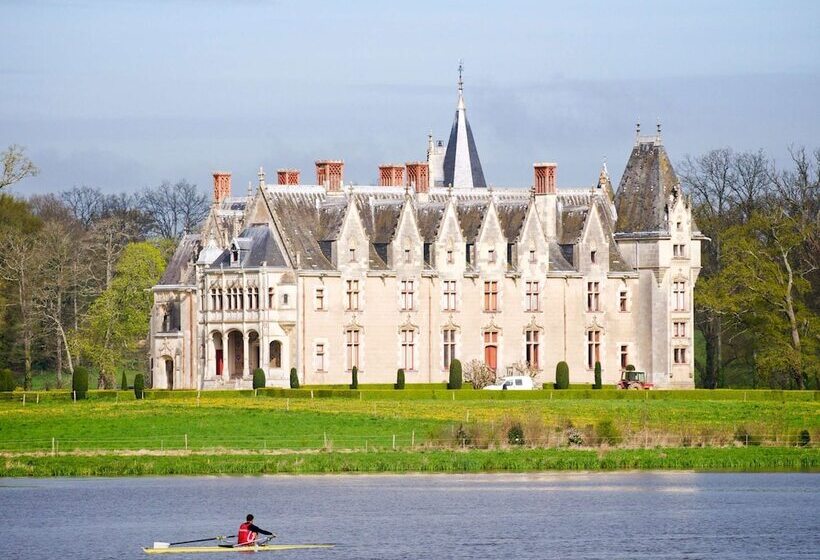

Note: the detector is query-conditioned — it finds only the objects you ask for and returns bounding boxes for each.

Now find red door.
[485,345,497,371]
[215,350,223,376]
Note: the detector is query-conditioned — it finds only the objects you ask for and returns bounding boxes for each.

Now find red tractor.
[617,369,653,390]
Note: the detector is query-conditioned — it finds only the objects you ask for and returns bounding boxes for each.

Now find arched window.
[269,341,282,368]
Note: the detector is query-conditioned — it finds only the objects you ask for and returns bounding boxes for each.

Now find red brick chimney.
[316,160,344,192]
[212,171,231,202]
[277,169,300,185]
[405,162,430,193]
[379,164,404,187]
[533,163,557,195]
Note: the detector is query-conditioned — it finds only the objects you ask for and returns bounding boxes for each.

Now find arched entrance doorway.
[248,331,260,371]
[212,332,224,376]
[227,330,243,378]
[269,340,282,369]
[164,357,174,389]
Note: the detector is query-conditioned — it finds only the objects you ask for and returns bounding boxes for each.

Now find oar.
[153,535,236,549]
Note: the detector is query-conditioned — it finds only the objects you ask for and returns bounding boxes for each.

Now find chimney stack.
[379,164,404,187]
[405,162,430,193]
[213,172,232,203]
[533,163,557,195]
[316,160,344,192]
[277,169,300,185]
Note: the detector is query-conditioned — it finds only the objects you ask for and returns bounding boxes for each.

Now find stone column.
[242,331,250,378]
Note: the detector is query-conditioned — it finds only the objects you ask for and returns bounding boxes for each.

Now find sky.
[2,0,819,196]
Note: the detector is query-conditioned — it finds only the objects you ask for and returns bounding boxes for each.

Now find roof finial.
[258,166,265,187]
[457,59,464,93]
[656,118,662,143]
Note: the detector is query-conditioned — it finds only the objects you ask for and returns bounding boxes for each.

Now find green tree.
[447,359,462,390]
[593,361,602,389]
[554,361,569,389]
[72,366,88,399]
[252,368,265,389]
[133,373,145,399]
[289,367,300,389]
[349,366,358,389]
[120,370,128,390]
[0,369,15,391]
[79,242,165,388]
[395,368,405,390]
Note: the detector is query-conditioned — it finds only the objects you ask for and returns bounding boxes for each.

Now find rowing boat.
[143,543,334,554]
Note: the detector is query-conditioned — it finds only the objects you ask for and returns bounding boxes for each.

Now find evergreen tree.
[395,368,405,390]
[555,361,569,389]
[349,366,358,389]
[447,359,462,390]
[593,361,602,389]
[120,370,128,390]
[72,366,89,399]
[133,373,145,399]
[252,368,265,389]
[289,367,300,389]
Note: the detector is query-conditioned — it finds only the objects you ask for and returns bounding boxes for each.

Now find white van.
[482,375,535,390]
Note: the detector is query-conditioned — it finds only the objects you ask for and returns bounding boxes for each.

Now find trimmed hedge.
[395,368,405,390]
[133,374,145,400]
[252,368,266,390]
[72,367,89,400]
[290,367,300,389]
[448,359,463,390]
[554,362,569,390]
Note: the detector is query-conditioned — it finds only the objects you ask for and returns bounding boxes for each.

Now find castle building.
[149,78,704,390]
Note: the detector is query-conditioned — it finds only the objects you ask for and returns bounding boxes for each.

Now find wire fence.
[0,431,815,455]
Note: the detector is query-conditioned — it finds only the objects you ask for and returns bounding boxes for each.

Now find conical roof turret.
[442,63,487,189]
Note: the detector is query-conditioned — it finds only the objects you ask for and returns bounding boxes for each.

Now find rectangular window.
[488,248,496,263]
[345,329,359,371]
[267,287,274,309]
[525,281,539,312]
[484,281,498,312]
[673,281,686,311]
[315,287,325,310]
[525,329,539,369]
[282,293,289,306]
[466,243,474,265]
[217,289,223,310]
[620,344,629,370]
[587,329,601,369]
[674,347,687,364]
[587,281,600,312]
[400,279,415,311]
[590,250,597,264]
[349,247,356,262]
[506,244,514,266]
[673,244,686,258]
[401,329,415,371]
[404,248,412,263]
[446,249,454,264]
[529,249,536,263]
[673,321,687,338]
[619,289,628,312]
[443,280,457,311]
[346,280,359,311]
[315,343,326,371]
[443,328,456,369]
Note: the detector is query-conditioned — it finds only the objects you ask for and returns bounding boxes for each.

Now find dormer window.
[230,244,239,263]
[349,247,356,263]
[529,249,536,263]
[447,249,454,264]
[404,248,412,263]
[488,249,496,263]
[590,250,597,264]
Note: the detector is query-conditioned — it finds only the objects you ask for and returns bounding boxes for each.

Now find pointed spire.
[443,61,486,189]
[258,166,265,187]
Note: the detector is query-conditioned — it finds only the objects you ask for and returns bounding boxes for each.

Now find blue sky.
[2,0,819,195]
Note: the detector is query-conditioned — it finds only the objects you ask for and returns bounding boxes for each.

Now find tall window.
[674,347,687,364]
[217,289,223,310]
[529,249,536,263]
[673,281,687,311]
[619,289,628,312]
[247,287,259,309]
[401,329,415,370]
[673,321,687,338]
[525,329,540,369]
[443,328,456,369]
[484,281,498,312]
[446,249,454,264]
[210,289,218,310]
[349,247,356,262]
[315,343,326,371]
[525,281,539,312]
[673,244,686,258]
[315,287,325,310]
[443,280,457,311]
[484,331,498,371]
[268,287,275,308]
[587,282,600,312]
[587,329,601,369]
[620,344,629,370]
[346,280,360,311]
[488,249,496,263]
[400,280,415,311]
[345,329,359,371]
[404,248,412,263]
[590,250,597,264]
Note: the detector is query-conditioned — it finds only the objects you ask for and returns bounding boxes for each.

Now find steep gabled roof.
[442,77,486,189]
[496,201,529,242]
[614,139,680,234]
[416,203,447,242]
[456,200,489,241]
[158,233,200,286]
[209,224,288,269]
[263,190,333,270]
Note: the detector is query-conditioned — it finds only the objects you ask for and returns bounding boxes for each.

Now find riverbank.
[3,447,818,476]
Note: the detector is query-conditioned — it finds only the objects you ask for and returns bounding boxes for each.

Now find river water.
[0,473,817,559]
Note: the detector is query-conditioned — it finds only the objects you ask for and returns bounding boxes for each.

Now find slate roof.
[496,202,528,242]
[209,224,288,269]
[158,234,200,286]
[442,85,487,188]
[614,140,680,233]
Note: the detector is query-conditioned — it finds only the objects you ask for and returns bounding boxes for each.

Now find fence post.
[392,434,396,450]
[412,430,415,448]
[745,434,749,447]
[452,392,455,401]
[365,440,368,452]
[73,390,76,403]
[184,434,188,451]
[36,393,39,404]
[323,432,327,448]
[286,398,289,411]
[51,437,55,456]
[22,393,25,406]
[311,390,314,399]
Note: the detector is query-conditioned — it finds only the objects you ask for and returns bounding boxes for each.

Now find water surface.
[0,473,817,559]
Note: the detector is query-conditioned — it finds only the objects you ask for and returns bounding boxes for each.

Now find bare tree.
[139,180,209,239]
[1,145,39,190]
[61,186,105,228]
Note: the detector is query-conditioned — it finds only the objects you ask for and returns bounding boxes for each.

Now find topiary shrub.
[395,368,405,390]
[798,430,810,447]
[595,418,622,445]
[507,423,525,446]
[554,361,569,389]
[593,361,602,389]
[0,369,15,392]
[133,373,145,400]
[626,364,636,372]
[120,371,128,390]
[447,359,462,390]
[290,367,300,389]
[349,366,358,390]
[252,368,266,389]
[72,366,89,400]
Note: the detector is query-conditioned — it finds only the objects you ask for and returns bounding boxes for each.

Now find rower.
[237,514,273,546]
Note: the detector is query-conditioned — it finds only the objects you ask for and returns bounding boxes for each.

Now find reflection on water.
[0,472,817,560]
